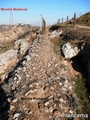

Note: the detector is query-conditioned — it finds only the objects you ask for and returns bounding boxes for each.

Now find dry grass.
[62,27,90,43]
[72,76,90,119]
[76,12,90,26]
[0,42,14,54]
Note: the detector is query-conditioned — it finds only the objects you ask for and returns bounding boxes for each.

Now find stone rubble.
[48,30,63,38]
[0,37,32,81]
[0,36,79,120]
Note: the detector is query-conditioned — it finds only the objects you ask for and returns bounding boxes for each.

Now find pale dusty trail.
[76,25,90,29]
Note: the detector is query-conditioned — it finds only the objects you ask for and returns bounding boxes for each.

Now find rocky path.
[0,35,79,120]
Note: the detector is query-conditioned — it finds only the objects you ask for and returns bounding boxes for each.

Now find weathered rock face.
[61,43,80,58]
[0,38,32,80]
[0,49,18,74]
[14,38,31,55]
[0,37,79,120]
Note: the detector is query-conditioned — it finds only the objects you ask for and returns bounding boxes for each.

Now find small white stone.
[30,90,34,93]
[17,81,20,84]
[34,89,37,92]
[17,67,22,71]
[13,113,20,119]
[65,80,68,84]
[49,107,53,112]
[23,61,26,65]
[33,67,36,70]
[7,98,11,102]
[25,91,30,96]
[30,53,36,57]
[23,67,26,71]
[12,98,18,103]
[59,82,62,86]
[54,104,57,107]
[44,101,49,106]
[59,103,63,109]
[62,88,66,91]
[48,95,53,99]
[49,99,53,103]
[64,84,68,88]
[14,77,17,81]
[69,110,73,114]
[48,63,51,67]
[69,86,72,90]
[18,76,21,80]
[29,84,33,88]
[59,98,64,102]
[26,55,31,61]
[35,54,38,57]
[36,83,39,86]
[26,74,30,78]
[50,86,54,91]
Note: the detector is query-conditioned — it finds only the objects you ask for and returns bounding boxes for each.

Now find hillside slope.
[76,12,90,26]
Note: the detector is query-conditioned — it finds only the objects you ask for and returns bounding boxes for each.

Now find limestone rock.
[13,112,21,119]
[13,38,31,55]
[0,49,18,74]
[61,43,80,58]
[49,30,63,38]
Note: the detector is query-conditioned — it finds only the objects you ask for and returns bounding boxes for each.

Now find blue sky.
[0,0,90,25]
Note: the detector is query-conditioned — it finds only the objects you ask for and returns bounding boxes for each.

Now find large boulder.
[61,43,80,58]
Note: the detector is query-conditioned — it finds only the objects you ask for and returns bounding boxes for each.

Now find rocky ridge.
[0,25,38,82]
[0,37,33,82]
[0,34,80,120]
[0,26,30,44]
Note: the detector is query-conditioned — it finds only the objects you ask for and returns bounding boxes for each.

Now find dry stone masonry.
[0,36,79,120]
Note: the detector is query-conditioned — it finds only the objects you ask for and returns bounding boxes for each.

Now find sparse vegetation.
[17,29,30,39]
[0,42,14,54]
[62,27,90,42]
[76,12,90,26]
[71,76,90,119]
[49,24,61,31]
[50,12,90,29]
